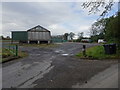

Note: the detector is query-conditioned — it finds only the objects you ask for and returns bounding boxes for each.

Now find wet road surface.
[2,42,118,88]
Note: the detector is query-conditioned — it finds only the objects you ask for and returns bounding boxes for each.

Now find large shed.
[27,25,51,44]
[12,31,28,42]
[11,25,51,44]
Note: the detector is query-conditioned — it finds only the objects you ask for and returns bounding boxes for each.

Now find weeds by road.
[76,45,120,60]
[1,48,28,63]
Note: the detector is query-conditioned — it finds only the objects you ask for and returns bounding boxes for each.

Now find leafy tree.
[90,11,119,47]
[89,18,108,42]
[63,33,69,41]
[104,12,120,50]
[69,32,75,40]
[105,12,119,43]
[78,32,84,39]
[77,32,84,42]
[90,18,109,36]
[0,36,4,40]
[82,1,119,51]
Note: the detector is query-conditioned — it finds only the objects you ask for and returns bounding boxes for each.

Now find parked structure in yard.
[11,25,51,44]
[27,25,51,44]
[12,31,28,43]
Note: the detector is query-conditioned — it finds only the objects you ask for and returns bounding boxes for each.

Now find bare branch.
[81,0,114,18]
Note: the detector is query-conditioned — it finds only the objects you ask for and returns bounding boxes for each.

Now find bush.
[2,49,13,58]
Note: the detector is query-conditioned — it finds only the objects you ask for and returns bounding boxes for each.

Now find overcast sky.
[1,1,118,37]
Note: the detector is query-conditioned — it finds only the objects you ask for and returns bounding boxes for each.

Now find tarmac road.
[72,64,118,88]
[2,42,118,88]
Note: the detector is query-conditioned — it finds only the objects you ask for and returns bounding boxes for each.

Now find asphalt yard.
[2,42,118,88]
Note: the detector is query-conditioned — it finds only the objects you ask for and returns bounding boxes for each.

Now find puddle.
[55,50,65,53]
[61,54,69,56]
[61,53,74,56]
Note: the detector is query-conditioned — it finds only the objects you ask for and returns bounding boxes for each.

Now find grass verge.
[76,45,120,60]
[0,48,28,63]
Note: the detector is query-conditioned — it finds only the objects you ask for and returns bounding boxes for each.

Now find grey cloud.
[2,2,99,37]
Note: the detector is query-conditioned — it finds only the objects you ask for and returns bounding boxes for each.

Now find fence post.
[15,45,18,56]
[82,45,86,57]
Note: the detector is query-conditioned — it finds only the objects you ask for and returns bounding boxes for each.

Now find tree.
[90,11,119,44]
[78,32,84,39]
[90,23,99,36]
[0,36,4,39]
[90,18,108,36]
[82,1,120,50]
[63,33,69,41]
[105,12,119,43]
[81,0,114,18]
[104,11,120,50]
[69,32,75,40]
[89,16,114,42]
[77,32,84,42]
[6,36,10,39]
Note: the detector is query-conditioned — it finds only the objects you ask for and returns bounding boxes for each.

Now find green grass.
[76,45,120,60]
[0,48,28,63]
[1,39,11,42]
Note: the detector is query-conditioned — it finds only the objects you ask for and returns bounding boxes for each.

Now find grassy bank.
[0,48,28,63]
[76,45,120,60]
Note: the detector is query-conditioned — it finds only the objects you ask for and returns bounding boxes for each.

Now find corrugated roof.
[27,25,50,32]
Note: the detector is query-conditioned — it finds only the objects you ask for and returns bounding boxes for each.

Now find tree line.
[90,11,119,47]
